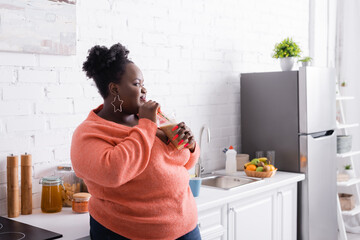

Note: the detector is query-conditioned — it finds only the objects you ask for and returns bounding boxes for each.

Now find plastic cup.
[159,123,187,150]
[157,110,187,150]
[189,178,202,197]
[266,150,275,165]
[255,151,264,158]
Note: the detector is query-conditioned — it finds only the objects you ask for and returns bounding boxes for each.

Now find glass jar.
[40,176,63,213]
[72,192,91,213]
[56,164,83,207]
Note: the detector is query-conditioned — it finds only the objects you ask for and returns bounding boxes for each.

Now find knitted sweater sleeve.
[71,118,157,188]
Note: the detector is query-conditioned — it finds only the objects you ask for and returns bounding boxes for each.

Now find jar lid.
[40,176,62,186]
[73,192,91,200]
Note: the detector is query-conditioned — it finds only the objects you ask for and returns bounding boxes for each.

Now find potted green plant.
[298,56,312,67]
[344,164,355,179]
[272,37,301,71]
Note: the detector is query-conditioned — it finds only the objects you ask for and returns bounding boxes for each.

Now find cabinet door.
[277,184,297,240]
[228,191,276,240]
[198,204,227,240]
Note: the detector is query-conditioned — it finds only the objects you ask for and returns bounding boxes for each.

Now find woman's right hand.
[138,100,160,123]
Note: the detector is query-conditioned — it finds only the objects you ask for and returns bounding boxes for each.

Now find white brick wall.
[0,0,309,215]
[18,70,57,83]
[0,68,16,83]
[3,85,45,100]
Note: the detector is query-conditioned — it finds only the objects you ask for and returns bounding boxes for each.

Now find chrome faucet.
[195,125,211,178]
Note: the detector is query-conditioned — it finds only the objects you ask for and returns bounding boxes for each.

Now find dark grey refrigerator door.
[298,67,336,134]
[241,71,300,172]
[299,131,337,240]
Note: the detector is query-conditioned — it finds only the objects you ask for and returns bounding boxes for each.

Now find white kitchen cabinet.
[227,183,297,240]
[277,184,297,240]
[198,204,227,240]
[228,189,275,240]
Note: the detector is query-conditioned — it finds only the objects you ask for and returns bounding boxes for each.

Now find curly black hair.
[83,43,133,98]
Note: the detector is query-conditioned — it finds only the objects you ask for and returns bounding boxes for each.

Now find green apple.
[256,167,264,172]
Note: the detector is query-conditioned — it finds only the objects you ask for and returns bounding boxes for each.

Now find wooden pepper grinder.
[7,154,20,218]
[21,153,32,215]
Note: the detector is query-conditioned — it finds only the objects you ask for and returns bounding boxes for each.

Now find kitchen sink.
[201,174,263,190]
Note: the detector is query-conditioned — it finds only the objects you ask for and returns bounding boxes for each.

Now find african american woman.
[70,43,201,240]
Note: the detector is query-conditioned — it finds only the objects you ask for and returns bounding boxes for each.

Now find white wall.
[0,0,309,215]
[337,0,360,155]
[337,1,360,188]
[336,0,360,231]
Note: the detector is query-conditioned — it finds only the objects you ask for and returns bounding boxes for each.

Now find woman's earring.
[111,95,123,112]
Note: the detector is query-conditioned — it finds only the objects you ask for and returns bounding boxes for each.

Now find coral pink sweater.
[71,105,200,240]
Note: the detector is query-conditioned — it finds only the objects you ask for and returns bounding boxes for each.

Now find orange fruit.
[268,165,275,171]
[246,164,257,171]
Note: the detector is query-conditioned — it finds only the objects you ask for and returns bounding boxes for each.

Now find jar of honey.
[40,176,63,213]
[72,192,91,213]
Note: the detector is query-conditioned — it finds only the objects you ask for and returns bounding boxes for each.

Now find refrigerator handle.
[309,130,335,139]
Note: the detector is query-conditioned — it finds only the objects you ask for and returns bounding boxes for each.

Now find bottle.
[226,146,237,174]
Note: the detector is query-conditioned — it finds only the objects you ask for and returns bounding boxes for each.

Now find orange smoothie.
[160,123,187,150]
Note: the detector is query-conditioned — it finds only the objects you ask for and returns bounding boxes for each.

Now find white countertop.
[195,170,305,211]
[11,207,90,240]
[9,170,304,240]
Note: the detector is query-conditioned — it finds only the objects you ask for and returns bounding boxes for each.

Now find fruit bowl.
[244,169,277,178]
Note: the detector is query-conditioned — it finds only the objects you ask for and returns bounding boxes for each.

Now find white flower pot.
[279,57,295,71]
[301,62,310,67]
[344,169,356,179]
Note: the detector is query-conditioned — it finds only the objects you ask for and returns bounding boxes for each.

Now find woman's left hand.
[174,122,196,152]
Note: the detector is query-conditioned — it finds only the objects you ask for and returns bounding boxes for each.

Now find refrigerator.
[240,67,337,240]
